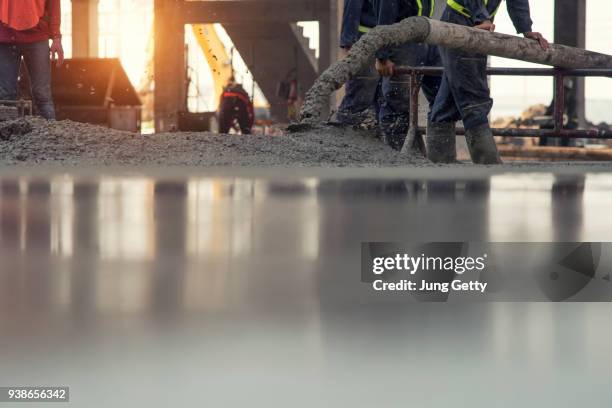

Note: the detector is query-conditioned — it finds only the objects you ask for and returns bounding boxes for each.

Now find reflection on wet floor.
[1,174,612,407]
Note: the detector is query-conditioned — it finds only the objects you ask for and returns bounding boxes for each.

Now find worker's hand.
[50,38,64,67]
[524,31,550,50]
[376,59,395,76]
[474,20,495,32]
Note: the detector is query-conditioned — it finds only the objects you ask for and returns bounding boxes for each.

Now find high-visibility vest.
[415,0,436,18]
[0,0,46,31]
[447,0,502,19]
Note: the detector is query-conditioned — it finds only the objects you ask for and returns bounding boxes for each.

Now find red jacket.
[0,0,61,44]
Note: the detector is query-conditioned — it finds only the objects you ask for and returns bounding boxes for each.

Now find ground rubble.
[0,118,431,167]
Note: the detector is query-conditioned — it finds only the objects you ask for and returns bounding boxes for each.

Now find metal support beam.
[181,0,323,24]
[71,0,99,57]
[555,0,586,127]
[154,0,187,132]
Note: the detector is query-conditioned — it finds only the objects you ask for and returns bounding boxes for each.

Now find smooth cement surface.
[1,171,612,406]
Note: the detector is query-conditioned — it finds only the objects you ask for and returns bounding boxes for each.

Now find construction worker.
[428,0,549,164]
[336,0,380,126]
[374,0,442,151]
[0,0,64,119]
[218,77,254,135]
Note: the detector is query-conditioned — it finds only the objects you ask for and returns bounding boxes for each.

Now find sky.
[488,0,611,121]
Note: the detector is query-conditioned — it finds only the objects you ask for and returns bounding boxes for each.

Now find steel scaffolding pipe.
[298,16,612,124]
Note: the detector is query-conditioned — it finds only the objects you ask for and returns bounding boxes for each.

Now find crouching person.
[218,77,254,135]
[0,0,64,119]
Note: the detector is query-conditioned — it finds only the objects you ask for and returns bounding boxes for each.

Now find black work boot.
[386,133,405,151]
[465,123,503,165]
[426,121,456,163]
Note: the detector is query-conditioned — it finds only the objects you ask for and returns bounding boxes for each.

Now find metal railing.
[0,99,33,119]
[394,66,612,143]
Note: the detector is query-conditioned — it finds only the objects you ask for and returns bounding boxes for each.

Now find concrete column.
[554,0,586,126]
[317,0,341,116]
[71,0,99,57]
[154,0,186,132]
[224,23,318,122]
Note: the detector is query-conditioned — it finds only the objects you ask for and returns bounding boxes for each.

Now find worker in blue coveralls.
[374,0,442,151]
[336,0,381,126]
[427,0,549,164]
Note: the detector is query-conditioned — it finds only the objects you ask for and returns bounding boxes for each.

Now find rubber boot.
[426,121,456,163]
[465,123,503,165]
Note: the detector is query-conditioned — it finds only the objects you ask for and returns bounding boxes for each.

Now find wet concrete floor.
[1,171,612,406]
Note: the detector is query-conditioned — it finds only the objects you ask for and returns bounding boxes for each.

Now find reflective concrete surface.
[1,173,612,406]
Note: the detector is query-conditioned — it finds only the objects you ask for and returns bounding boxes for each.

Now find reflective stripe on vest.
[222,92,252,106]
[447,0,469,16]
[485,0,502,17]
[416,0,436,17]
[358,25,372,33]
[447,0,502,18]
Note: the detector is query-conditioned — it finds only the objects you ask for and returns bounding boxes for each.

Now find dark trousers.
[218,97,252,134]
[0,40,55,119]
[337,53,381,126]
[379,42,441,150]
[430,8,492,130]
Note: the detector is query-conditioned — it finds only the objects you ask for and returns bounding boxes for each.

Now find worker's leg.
[0,44,22,104]
[218,99,232,134]
[218,113,231,134]
[427,48,462,163]
[379,73,409,150]
[21,40,55,119]
[427,74,458,163]
[237,103,252,135]
[443,49,500,164]
[421,45,442,109]
[427,10,473,162]
[379,42,430,150]
[440,46,492,130]
[464,123,502,164]
[336,55,380,126]
[430,39,500,164]
[430,71,462,124]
